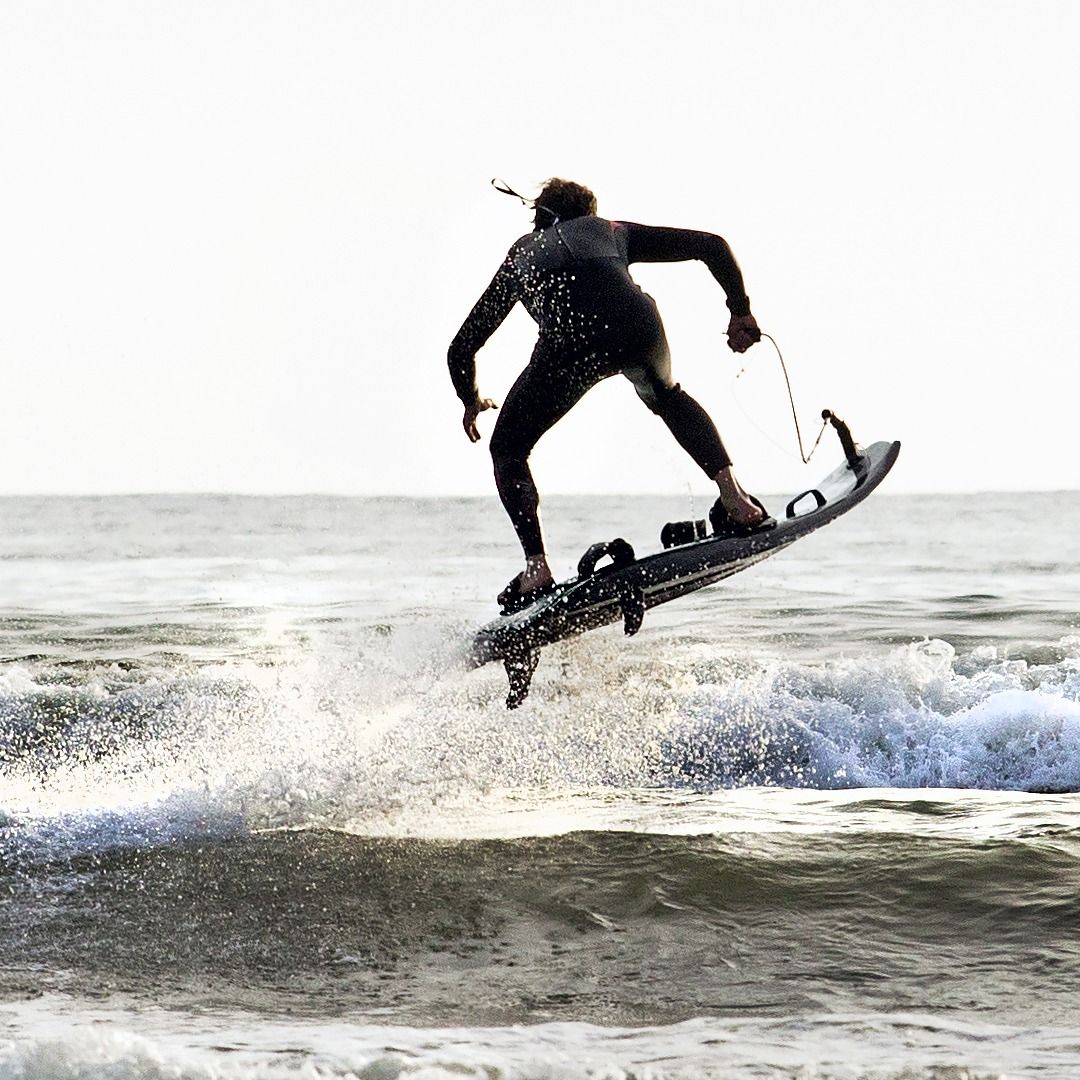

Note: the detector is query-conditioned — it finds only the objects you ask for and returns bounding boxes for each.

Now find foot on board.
[708,494,777,539]
[498,574,556,616]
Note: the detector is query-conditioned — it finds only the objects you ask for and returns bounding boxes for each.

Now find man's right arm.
[620,222,751,314]
[619,222,761,352]
[447,260,520,406]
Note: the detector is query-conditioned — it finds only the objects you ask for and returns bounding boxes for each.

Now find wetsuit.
[448,215,753,558]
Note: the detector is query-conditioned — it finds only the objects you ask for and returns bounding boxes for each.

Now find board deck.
[470,439,900,707]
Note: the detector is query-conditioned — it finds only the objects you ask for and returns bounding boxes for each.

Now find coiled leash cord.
[733,331,836,465]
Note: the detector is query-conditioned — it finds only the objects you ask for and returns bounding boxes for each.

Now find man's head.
[533,178,597,229]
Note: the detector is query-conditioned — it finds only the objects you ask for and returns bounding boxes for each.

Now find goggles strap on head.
[491,178,532,206]
[490,177,561,225]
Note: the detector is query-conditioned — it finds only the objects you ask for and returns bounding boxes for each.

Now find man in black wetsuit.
[448,178,768,613]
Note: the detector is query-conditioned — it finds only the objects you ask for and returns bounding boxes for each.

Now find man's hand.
[463,397,498,443]
[727,313,762,354]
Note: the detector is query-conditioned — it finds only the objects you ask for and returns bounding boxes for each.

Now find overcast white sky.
[2,1,1076,496]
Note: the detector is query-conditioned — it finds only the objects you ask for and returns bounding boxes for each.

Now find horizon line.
[1,488,1078,500]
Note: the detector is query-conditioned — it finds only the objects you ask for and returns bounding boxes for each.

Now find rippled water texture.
[2,491,1078,1078]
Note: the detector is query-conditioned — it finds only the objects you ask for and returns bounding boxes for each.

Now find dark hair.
[533,178,597,227]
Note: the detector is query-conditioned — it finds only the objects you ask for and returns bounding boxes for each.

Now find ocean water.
[1,489,1079,1079]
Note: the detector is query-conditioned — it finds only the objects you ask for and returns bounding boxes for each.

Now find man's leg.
[489,358,593,594]
[624,346,765,526]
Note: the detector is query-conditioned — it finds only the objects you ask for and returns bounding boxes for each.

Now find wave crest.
[659,638,1080,791]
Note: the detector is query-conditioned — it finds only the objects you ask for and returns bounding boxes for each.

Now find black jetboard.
[470,438,900,707]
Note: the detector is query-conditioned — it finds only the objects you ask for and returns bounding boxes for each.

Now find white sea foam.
[4,634,1079,866]
[658,637,1080,791]
[0,1002,1049,1080]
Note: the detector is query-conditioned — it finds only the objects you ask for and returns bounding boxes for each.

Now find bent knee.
[635,378,683,415]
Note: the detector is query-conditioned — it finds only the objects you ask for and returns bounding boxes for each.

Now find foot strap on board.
[785,488,827,519]
[577,538,643,637]
[576,538,636,577]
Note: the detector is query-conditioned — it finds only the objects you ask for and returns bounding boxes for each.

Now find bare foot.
[499,555,555,607]
[519,554,554,593]
[713,467,765,526]
[720,492,764,527]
